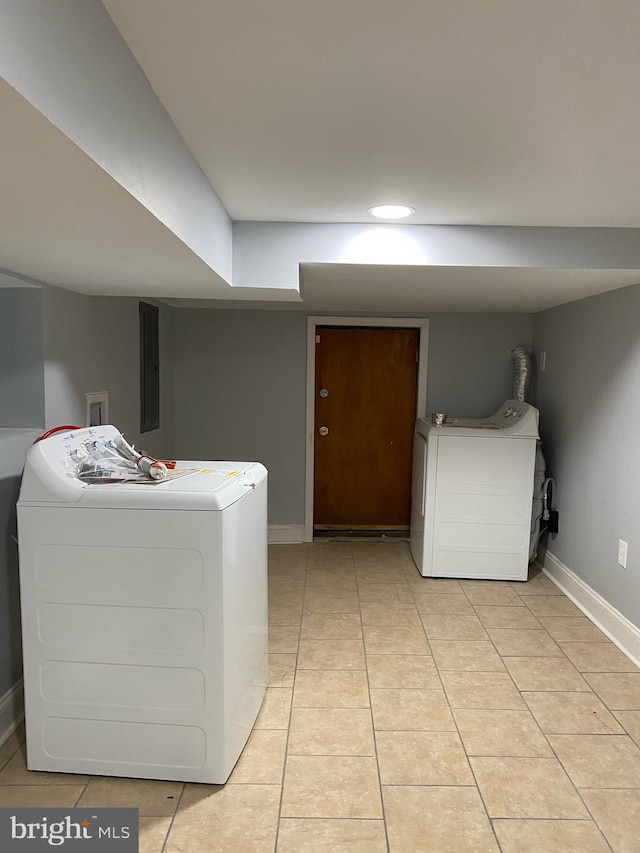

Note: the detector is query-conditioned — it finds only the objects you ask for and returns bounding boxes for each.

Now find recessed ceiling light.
[368,204,415,219]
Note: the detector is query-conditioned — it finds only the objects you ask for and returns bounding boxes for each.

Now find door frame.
[305,316,430,542]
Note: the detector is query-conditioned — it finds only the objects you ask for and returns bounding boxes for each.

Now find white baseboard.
[536,547,640,668]
[0,679,24,748]
[268,525,305,544]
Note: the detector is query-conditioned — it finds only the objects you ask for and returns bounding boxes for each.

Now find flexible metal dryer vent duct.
[511,346,532,402]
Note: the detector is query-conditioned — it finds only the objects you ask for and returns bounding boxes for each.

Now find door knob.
[318,426,329,436]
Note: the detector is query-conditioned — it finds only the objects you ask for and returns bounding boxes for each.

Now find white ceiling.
[0,79,224,298]
[3,1,640,311]
[166,266,640,314]
[104,0,640,227]
[300,266,640,313]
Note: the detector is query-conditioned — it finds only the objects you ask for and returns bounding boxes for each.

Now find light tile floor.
[2,541,640,851]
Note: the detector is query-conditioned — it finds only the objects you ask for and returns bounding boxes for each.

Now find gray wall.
[533,282,640,628]
[0,285,177,700]
[175,309,532,524]
[42,287,176,458]
[0,431,40,697]
[175,310,308,524]
[0,288,44,428]
[0,287,44,696]
[0,472,21,696]
[427,313,532,417]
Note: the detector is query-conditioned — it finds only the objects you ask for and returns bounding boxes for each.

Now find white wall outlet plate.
[85,391,109,427]
[618,539,628,569]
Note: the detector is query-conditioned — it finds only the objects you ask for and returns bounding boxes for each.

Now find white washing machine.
[410,400,539,581]
[16,425,268,784]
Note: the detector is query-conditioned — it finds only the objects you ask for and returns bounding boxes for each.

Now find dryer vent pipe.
[511,346,531,402]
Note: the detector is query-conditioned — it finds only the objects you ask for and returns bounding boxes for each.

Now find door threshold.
[314,527,410,539]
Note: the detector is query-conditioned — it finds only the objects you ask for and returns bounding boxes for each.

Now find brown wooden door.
[313,326,419,530]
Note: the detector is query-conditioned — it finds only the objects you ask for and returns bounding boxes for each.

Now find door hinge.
[316,335,320,343]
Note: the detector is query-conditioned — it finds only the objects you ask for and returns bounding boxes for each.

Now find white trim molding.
[0,679,24,748]
[305,316,430,543]
[536,547,640,668]
[268,525,306,544]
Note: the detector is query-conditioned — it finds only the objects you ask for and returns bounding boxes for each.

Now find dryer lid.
[417,400,539,439]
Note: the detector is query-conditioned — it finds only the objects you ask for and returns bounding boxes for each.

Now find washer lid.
[17,426,267,510]
[88,462,265,510]
[19,459,266,510]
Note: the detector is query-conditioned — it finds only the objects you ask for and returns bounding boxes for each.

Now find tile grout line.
[159,782,187,853]
[164,543,305,848]
[356,545,392,853]
[475,582,616,851]
[442,581,508,852]
[403,565,506,850]
[273,543,309,852]
[536,733,617,852]
[526,673,639,852]
[408,567,624,849]
[581,674,640,717]
[168,552,634,852]
[3,544,637,851]
[469,584,606,843]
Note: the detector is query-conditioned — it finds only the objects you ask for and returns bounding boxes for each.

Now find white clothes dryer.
[410,400,539,581]
[17,425,268,784]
